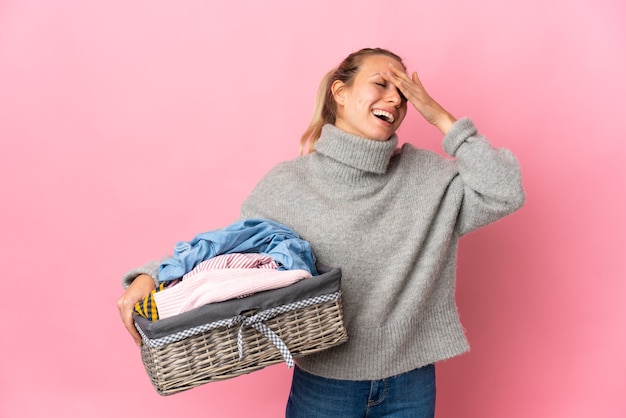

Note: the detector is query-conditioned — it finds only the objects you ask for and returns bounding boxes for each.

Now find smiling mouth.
[372,109,395,124]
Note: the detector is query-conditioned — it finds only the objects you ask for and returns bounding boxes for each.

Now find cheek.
[346,99,368,118]
[354,96,368,108]
[397,108,408,125]
[353,93,376,112]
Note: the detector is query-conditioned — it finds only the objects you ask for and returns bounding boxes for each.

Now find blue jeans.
[285,364,436,418]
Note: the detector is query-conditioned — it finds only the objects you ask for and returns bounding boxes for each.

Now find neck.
[314,124,398,176]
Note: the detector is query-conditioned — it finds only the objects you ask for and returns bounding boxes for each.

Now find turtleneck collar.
[313,124,398,175]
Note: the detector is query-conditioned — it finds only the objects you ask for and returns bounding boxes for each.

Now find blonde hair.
[300,48,405,154]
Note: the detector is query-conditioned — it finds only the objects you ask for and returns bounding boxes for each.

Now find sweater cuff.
[442,117,477,157]
[121,260,161,289]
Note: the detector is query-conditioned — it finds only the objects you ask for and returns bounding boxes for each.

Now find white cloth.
[154,268,312,319]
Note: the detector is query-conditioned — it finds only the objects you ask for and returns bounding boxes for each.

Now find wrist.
[133,274,157,291]
[435,113,456,135]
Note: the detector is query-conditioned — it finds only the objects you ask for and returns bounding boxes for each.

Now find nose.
[385,87,403,107]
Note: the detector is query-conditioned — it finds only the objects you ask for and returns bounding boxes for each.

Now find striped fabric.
[184,253,278,279]
[154,268,311,320]
[134,280,180,321]
[134,253,279,321]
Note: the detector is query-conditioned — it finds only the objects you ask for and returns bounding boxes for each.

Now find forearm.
[434,111,457,136]
[121,259,163,289]
[443,118,525,233]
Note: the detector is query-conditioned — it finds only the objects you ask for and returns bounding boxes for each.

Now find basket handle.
[229,309,295,367]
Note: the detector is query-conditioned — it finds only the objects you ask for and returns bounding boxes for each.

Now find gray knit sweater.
[238,118,525,380]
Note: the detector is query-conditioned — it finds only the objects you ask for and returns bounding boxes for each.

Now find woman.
[118,48,525,417]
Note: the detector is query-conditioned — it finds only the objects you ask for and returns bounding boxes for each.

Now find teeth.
[372,109,395,124]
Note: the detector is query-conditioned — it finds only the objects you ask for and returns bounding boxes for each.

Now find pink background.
[1,0,625,417]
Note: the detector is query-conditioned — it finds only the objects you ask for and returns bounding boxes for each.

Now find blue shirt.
[158,218,318,282]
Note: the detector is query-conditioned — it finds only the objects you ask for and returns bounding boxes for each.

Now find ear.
[331,79,347,106]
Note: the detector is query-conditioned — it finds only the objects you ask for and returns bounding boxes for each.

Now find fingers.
[411,71,424,89]
[118,295,143,347]
[384,63,425,91]
[378,66,412,105]
[382,63,410,89]
[386,62,408,80]
[117,274,156,347]
[126,319,143,347]
[123,306,143,346]
[383,63,455,132]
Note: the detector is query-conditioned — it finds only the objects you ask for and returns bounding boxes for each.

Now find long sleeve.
[120,259,164,289]
[442,117,525,236]
[227,122,526,380]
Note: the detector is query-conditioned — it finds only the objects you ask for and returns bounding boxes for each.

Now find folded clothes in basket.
[135,253,313,321]
[135,265,341,341]
[134,265,348,396]
[134,218,321,321]
[154,268,312,320]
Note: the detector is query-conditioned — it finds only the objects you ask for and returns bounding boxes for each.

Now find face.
[332,55,408,141]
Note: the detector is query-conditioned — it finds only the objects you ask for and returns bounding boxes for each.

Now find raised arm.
[384,63,525,234]
[383,62,456,135]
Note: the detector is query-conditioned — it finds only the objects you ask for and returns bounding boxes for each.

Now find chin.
[369,130,395,141]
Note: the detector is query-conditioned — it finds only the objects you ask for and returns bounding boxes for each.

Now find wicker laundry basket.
[134,266,347,396]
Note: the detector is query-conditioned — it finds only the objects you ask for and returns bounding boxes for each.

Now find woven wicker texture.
[140,296,348,395]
